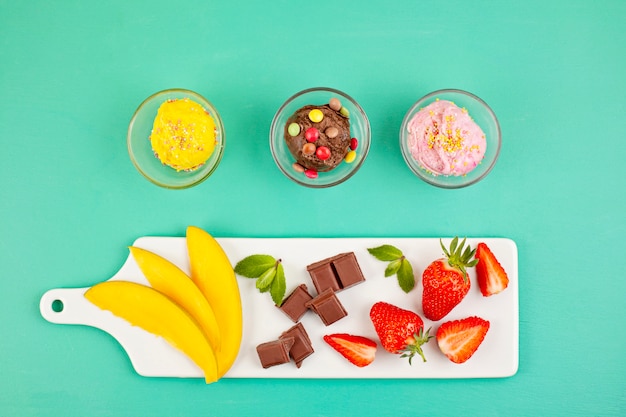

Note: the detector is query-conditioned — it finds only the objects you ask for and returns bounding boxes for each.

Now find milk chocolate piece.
[307,260,341,293]
[280,322,314,368]
[333,252,366,289]
[306,252,365,293]
[256,337,295,369]
[278,284,313,322]
[305,288,348,326]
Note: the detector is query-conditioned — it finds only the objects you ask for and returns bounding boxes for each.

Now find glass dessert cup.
[127,88,225,189]
[270,87,371,188]
[399,89,501,189]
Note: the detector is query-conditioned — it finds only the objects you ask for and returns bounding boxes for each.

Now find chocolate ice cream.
[284,104,350,172]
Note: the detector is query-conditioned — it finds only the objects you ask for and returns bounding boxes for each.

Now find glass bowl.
[127,88,225,189]
[399,89,501,189]
[270,87,370,188]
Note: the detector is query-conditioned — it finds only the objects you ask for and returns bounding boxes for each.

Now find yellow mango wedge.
[186,226,242,378]
[85,280,218,383]
[129,246,221,352]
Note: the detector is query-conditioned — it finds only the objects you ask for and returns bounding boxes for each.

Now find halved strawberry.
[323,333,377,367]
[475,242,509,296]
[436,316,490,364]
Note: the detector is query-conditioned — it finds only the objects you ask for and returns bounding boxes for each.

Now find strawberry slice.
[436,317,490,364]
[323,333,377,367]
[475,242,510,296]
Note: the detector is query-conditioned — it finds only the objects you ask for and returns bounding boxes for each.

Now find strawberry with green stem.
[369,301,433,364]
[422,237,478,321]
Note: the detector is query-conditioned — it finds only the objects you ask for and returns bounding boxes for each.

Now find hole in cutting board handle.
[51,299,64,313]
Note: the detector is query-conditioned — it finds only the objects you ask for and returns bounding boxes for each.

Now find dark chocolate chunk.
[278,284,313,322]
[305,288,348,326]
[256,337,295,369]
[306,252,365,293]
[280,322,314,368]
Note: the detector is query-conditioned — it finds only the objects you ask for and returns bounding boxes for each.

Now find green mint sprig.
[234,254,286,306]
[367,245,415,293]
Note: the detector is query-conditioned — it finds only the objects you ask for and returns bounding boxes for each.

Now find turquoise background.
[1,0,625,416]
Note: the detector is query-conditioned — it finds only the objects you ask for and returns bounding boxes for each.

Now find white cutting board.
[39,237,518,379]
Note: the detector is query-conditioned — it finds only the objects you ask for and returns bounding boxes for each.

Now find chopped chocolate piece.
[256,337,295,369]
[278,284,313,322]
[332,252,366,289]
[280,322,314,368]
[307,260,341,294]
[305,288,348,326]
[306,252,365,293]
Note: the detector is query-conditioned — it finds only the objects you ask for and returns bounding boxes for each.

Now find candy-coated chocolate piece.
[329,98,341,111]
[302,143,316,155]
[308,109,324,123]
[292,162,305,173]
[304,169,318,179]
[325,127,339,139]
[288,123,301,137]
[344,150,356,163]
[304,127,319,142]
[316,146,331,161]
[350,138,358,150]
[339,106,350,118]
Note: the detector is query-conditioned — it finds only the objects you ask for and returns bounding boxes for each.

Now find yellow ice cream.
[150,98,217,171]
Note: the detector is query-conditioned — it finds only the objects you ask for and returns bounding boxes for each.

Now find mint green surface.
[1,1,625,416]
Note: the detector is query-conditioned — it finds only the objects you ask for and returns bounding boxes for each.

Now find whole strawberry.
[422,237,478,321]
[369,301,432,364]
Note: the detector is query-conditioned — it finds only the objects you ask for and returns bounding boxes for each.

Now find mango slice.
[129,246,221,352]
[85,280,218,383]
[186,226,242,378]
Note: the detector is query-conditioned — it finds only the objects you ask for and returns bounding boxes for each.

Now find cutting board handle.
[40,287,92,325]
[39,285,203,378]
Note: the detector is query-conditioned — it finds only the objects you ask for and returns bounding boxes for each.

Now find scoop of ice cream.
[407,100,486,176]
[150,98,217,171]
[284,104,350,172]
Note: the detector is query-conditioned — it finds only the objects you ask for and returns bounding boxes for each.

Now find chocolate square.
[280,322,314,368]
[333,252,366,289]
[307,261,341,294]
[305,288,348,326]
[278,284,313,322]
[306,252,365,293]
[256,337,295,369]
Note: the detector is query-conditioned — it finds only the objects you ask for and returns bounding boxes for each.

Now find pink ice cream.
[407,99,486,176]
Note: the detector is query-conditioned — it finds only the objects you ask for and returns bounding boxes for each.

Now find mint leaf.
[256,266,276,292]
[270,263,286,306]
[234,254,276,278]
[384,259,402,277]
[397,258,415,293]
[369,244,416,293]
[368,245,403,262]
